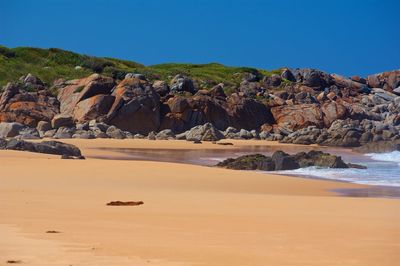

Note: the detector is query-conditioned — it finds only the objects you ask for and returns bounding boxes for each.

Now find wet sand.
[0,139,399,265]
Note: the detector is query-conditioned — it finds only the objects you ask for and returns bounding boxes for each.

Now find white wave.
[365,151,400,165]
[274,165,400,187]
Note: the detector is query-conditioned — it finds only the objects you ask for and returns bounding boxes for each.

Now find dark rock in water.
[271,151,299,170]
[217,150,358,171]
[217,154,275,171]
[294,150,348,168]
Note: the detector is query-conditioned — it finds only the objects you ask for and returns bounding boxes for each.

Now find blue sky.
[1,0,399,76]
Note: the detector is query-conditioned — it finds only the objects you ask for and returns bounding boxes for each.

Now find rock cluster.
[216,150,365,171]
[0,68,399,148]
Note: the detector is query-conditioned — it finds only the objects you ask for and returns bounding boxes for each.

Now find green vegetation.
[0,45,279,94]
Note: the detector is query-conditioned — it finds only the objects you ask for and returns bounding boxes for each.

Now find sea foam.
[365,151,400,166]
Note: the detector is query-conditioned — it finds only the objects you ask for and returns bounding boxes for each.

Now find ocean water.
[98,146,400,188]
[276,151,400,187]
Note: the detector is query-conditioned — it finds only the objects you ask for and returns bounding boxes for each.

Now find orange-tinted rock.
[0,90,59,127]
[74,94,115,122]
[271,104,324,130]
[321,101,348,127]
[57,74,115,115]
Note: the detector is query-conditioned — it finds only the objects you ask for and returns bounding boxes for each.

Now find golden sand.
[0,139,399,265]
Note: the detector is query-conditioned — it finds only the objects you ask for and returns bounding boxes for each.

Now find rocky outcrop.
[217,150,361,171]
[1,67,399,147]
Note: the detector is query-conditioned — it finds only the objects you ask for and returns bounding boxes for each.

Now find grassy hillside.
[0,45,277,92]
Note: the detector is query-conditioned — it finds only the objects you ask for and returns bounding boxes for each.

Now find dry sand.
[0,139,399,265]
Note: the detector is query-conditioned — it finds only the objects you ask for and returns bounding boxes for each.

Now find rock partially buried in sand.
[0,138,84,158]
[106,201,144,206]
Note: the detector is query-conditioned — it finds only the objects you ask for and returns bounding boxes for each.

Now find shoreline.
[56,138,400,197]
[1,139,399,265]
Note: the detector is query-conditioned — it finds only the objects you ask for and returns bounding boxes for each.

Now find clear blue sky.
[1,0,399,77]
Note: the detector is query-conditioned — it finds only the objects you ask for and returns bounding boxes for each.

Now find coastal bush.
[0,45,281,91]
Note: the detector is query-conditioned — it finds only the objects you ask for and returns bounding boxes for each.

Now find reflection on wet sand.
[90,144,400,198]
[91,145,357,166]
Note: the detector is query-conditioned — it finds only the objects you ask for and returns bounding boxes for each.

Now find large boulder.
[185,123,224,141]
[73,94,115,122]
[51,114,74,129]
[160,94,230,132]
[57,74,115,116]
[226,94,274,130]
[321,101,348,127]
[106,77,160,134]
[271,104,324,130]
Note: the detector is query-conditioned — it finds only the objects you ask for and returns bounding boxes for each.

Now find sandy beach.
[0,139,399,266]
